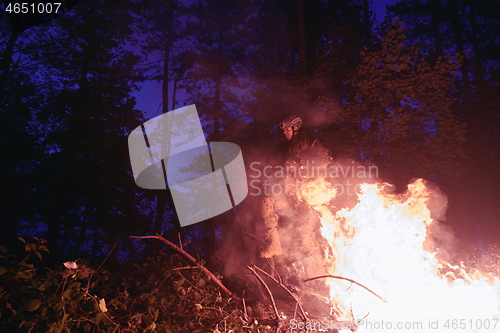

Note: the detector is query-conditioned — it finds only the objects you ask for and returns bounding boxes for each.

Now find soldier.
[279,115,331,175]
[256,115,331,280]
[278,115,332,282]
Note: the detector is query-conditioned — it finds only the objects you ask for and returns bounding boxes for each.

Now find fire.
[298,177,500,332]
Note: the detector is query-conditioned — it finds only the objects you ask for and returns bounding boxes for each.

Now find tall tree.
[176,0,256,257]
[135,0,185,251]
[337,20,465,186]
[387,0,500,240]
[0,13,61,249]
[248,0,376,130]
[388,0,500,119]
[0,0,147,260]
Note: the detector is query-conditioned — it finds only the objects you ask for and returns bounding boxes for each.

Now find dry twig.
[265,257,281,282]
[177,232,183,251]
[247,266,280,320]
[172,266,199,271]
[242,297,249,322]
[130,234,238,300]
[251,264,308,322]
[304,275,386,303]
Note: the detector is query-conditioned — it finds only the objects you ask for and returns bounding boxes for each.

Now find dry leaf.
[99,298,108,312]
[63,261,78,270]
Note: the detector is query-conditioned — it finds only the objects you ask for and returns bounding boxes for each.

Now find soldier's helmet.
[279,115,302,132]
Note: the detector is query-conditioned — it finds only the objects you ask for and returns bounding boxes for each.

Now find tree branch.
[304,275,386,303]
[251,264,308,321]
[247,265,280,320]
[130,234,238,300]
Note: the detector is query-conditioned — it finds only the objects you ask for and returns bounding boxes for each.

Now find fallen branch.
[251,264,308,322]
[242,297,249,322]
[265,257,281,283]
[173,266,199,271]
[247,265,280,320]
[130,234,238,300]
[177,232,183,251]
[304,275,386,303]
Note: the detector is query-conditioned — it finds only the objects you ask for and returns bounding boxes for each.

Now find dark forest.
[1,0,500,332]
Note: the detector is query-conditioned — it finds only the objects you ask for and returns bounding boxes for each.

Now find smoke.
[420,179,449,222]
[213,140,285,297]
[210,77,387,299]
[327,157,381,210]
[402,178,458,263]
[215,145,386,299]
[307,99,342,129]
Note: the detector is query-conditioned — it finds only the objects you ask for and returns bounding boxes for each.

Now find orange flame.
[299,177,500,332]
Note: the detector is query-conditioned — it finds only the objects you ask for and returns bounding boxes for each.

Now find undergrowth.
[0,238,273,333]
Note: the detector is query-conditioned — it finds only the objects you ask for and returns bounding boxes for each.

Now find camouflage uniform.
[279,116,331,277]
[284,130,332,176]
[257,196,283,258]
[256,116,331,277]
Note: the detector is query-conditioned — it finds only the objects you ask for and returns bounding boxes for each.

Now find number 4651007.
[5,2,62,14]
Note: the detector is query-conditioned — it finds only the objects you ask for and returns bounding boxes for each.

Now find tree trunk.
[448,0,471,107]
[213,30,223,141]
[0,31,20,174]
[203,29,224,259]
[362,0,371,42]
[430,0,443,62]
[0,33,20,247]
[153,0,176,248]
[468,0,485,97]
[0,32,19,96]
[297,0,307,76]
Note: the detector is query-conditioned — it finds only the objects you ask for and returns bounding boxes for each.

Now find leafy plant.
[0,238,272,333]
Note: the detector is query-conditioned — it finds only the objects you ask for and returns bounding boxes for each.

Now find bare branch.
[247,265,280,320]
[251,264,308,322]
[172,266,199,271]
[95,243,117,273]
[242,297,249,322]
[265,257,282,285]
[177,232,183,251]
[130,234,238,300]
[304,275,386,303]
